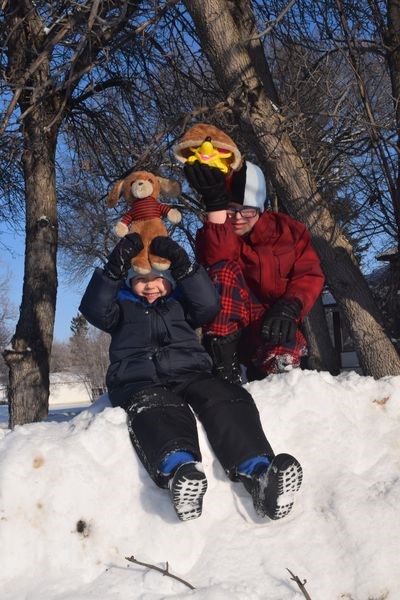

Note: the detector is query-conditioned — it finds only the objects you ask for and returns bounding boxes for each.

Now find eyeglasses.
[226,207,259,219]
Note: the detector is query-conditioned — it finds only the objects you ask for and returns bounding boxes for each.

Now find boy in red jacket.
[185,159,324,384]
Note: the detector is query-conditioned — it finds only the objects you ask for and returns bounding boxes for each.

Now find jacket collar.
[247,210,276,245]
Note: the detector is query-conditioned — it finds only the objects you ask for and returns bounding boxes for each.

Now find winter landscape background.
[0,368,399,599]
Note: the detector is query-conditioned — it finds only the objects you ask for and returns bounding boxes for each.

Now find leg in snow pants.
[123,374,274,488]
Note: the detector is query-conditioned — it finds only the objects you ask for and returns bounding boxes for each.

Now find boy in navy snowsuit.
[79,233,302,521]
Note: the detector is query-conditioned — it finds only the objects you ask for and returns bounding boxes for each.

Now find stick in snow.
[287,568,312,600]
[125,555,195,590]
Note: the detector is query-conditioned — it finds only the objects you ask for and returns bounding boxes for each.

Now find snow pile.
[0,369,399,599]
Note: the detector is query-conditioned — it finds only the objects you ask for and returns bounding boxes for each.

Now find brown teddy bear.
[108,171,182,274]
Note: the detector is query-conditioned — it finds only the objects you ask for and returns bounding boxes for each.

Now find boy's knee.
[187,376,255,414]
[126,387,185,420]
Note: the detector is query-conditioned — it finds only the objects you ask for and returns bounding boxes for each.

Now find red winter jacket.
[195,211,324,317]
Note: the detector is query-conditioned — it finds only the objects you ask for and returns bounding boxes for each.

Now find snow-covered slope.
[0,369,399,599]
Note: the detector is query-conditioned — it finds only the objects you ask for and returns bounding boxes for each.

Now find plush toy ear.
[157,177,181,198]
[108,180,124,208]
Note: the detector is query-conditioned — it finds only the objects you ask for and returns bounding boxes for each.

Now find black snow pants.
[116,374,274,488]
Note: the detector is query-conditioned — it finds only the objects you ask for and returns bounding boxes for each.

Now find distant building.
[48,372,93,407]
[322,289,361,372]
[0,372,93,407]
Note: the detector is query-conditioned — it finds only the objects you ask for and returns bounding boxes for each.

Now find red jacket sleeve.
[195,220,241,265]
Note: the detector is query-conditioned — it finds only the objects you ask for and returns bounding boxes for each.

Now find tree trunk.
[185,0,400,377]
[232,0,338,372]
[1,1,142,426]
[227,0,280,107]
[2,2,59,426]
[380,0,400,246]
[3,109,58,427]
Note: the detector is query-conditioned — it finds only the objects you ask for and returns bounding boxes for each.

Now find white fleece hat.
[228,161,267,212]
[126,267,176,289]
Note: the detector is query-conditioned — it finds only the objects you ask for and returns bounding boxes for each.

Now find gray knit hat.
[126,267,176,289]
[229,161,267,212]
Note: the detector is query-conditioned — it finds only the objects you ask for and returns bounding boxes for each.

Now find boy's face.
[227,202,260,236]
[131,275,171,303]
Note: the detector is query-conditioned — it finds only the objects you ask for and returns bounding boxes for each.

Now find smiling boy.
[79,233,303,522]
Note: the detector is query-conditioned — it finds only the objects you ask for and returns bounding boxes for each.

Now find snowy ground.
[0,369,399,599]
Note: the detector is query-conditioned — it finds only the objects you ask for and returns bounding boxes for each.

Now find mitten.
[184,162,229,211]
[103,233,144,280]
[150,236,194,280]
[261,298,302,345]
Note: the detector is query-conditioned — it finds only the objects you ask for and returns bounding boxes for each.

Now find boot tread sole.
[170,466,208,522]
[255,453,303,520]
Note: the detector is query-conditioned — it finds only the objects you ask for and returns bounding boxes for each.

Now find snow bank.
[0,370,399,599]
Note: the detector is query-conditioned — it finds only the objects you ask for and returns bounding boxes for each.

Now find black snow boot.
[169,462,208,521]
[203,330,243,385]
[241,454,303,520]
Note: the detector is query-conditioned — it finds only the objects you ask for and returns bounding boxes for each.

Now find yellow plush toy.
[108,171,182,274]
[174,123,242,174]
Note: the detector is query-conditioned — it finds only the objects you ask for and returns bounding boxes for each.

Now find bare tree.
[225,0,340,374]
[67,316,109,396]
[183,0,400,377]
[50,321,109,396]
[267,0,400,348]
[0,1,145,426]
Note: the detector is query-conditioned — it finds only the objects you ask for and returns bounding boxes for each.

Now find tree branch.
[0,20,71,134]
[125,555,195,590]
[286,568,312,600]
[253,0,299,40]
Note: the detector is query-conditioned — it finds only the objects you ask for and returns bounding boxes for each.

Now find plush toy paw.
[149,255,171,271]
[130,257,152,274]
[115,221,129,237]
[167,208,182,224]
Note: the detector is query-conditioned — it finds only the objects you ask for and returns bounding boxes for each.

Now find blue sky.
[1,227,88,342]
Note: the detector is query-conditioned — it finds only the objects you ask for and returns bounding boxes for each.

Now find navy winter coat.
[79,266,221,405]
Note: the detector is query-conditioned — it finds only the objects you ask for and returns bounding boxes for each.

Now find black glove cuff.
[173,262,199,281]
[103,265,123,281]
[281,298,302,319]
[203,193,230,212]
[268,297,301,317]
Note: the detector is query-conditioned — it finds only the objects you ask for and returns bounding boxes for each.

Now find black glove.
[150,236,193,281]
[261,298,302,345]
[103,233,144,280]
[184,162,229,211]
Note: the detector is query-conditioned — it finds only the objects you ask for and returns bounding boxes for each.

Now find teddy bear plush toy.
[108,171,182,274]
